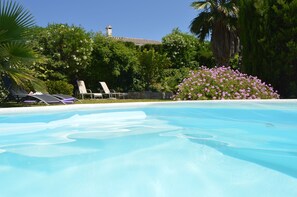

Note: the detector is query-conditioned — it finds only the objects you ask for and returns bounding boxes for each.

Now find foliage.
[0,76,8,101]
[23,24,215,94]
[137,49,171,91]
[140,44,163,53]
[0,0,45,90]
[239,0,297,98]
[174,66,279,100]
[239,0,267,76]
[190,0,239,66]
[195,41,216,67]
[229,53,240,69]
[27,24,93,82]
[45,80,74,95]
[88,33,139,91]
[161,68,191,92]
[162,29,199,69]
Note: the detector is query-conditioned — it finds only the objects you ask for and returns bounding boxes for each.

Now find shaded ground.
[0,99,169,108]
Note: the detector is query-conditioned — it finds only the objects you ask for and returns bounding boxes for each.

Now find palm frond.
[189,0,239,65]
[219,1,239,17]
[1,65,45,90]
[0,41,37,66]
[0,0,34,28]
[191,1,211,10]
[0,0,34,42]
[190,12,213,40]
[0,1,42,89]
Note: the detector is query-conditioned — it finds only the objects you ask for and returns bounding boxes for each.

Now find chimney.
[106,25,112,37]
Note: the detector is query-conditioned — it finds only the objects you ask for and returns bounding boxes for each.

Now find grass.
[79,99,168,104]
[0,99,171,108]
[0,102,25,108]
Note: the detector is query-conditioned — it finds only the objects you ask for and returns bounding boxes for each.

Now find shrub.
[89,33,139,91]
[0,78,8,102]
[162,29,199,69]
[46,81,74,95]
[27,24,93,82]
[161,67,191,92]
[173,66,280,100]
[137,49,171,91]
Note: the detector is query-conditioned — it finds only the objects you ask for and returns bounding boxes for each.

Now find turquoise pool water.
[0,101,297,197]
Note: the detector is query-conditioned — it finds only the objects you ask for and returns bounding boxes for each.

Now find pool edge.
[0,99,297,115]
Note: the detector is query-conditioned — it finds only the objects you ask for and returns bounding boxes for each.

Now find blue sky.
[15,0,198,41]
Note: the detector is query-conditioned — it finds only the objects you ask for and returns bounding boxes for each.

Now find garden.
[0,0,296,106]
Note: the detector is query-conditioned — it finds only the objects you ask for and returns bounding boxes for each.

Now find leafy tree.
[137,49,171,91]
[190,0,239,66]
[239,0,297,98]
[88,33,139,91]
[140,44,163,54]
[27,24,93,83]
[162,29,199,69]
[0,0,43,89]
[238,0,264,76]
[195,41,216,67]
[161,29,216,92]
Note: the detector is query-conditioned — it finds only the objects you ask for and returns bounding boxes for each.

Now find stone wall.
[127,91,173,99]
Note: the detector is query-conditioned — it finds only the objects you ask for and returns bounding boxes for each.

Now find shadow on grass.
[0,99,171,108]
[0,102,28,108]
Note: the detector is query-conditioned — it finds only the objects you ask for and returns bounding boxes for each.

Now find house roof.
[112,36,161,46]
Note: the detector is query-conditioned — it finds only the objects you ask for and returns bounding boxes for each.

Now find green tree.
[195,41,216,67]
[162,29,199,69]
[27,24,93,83]
[88,33,139,91]
[239,0,297,98]
[137,49,171,91]
[0,0,42,89]
[161,29,215,92]
[239,0,264,76]
[190,0,239,66]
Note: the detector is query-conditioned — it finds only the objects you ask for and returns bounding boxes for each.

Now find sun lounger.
[99,81,128,99]
[21,93,66,105]
[52,94,80,104]
[6,82,65,105]
[77,80,102,99]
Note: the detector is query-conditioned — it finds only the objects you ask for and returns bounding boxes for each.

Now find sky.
[14,0,198,41]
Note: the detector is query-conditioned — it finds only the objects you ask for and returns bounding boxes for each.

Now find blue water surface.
[0,101,297,197]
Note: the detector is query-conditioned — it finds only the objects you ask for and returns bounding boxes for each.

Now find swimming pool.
[0,100,297,197]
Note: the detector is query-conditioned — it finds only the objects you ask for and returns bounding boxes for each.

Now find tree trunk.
[211,21,239,66]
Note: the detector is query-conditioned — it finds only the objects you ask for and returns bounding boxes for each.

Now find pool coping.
[0,99,297,115]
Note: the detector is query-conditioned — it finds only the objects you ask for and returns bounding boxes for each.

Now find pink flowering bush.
[173,66,280,100]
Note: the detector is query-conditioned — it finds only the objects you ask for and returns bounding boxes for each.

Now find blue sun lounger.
[7,85,65,105]
[4,77,77,105]
[21,94,66,105]
[52,94,80,104]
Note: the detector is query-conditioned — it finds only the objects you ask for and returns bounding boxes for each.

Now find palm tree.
[0,0,43,89]
[190,0,239,66]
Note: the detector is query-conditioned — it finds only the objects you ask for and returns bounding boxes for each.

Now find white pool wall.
[0,99,297,115]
